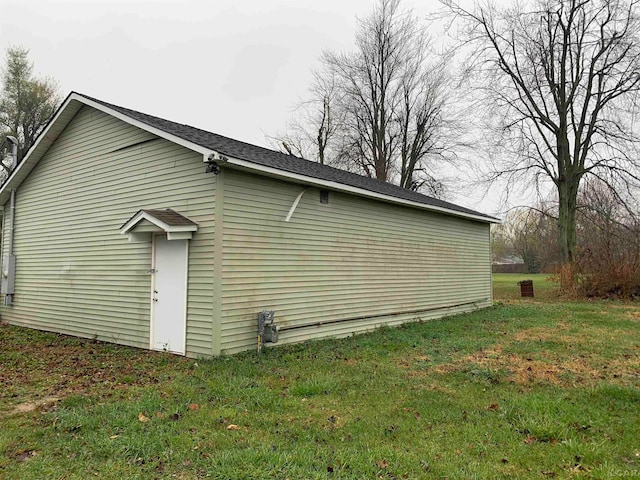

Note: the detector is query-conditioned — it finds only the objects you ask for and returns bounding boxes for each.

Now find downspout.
[3,136,18,305]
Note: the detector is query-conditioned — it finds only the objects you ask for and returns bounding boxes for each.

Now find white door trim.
[150,233,189,355]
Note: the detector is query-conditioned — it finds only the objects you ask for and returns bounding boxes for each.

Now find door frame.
[149,232,189,355]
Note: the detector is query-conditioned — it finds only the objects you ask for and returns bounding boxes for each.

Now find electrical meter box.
[258,310,279,343]
[1,254,16,295]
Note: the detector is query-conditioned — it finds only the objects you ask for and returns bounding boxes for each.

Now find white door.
[151,236,188,354]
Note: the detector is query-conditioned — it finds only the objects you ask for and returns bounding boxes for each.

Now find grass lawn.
[492,273,559,301]
[1,277,639,479]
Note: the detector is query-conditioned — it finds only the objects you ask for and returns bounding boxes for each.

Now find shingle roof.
[119,208,198,234]
[77,93,497,222]
[140,209,197,227]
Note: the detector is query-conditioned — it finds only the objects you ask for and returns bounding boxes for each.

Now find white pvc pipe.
[284,188,308,222]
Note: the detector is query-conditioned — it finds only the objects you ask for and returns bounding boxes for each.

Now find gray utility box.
[258,310,279,343]
[1,255,16,295]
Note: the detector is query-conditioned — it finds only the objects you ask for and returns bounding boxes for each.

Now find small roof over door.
[120,209,198,242]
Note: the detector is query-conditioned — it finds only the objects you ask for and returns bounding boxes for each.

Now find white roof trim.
[74,94,214,157]
[120,211,198,235]
[0,98,82,203]
[0,93,216,206]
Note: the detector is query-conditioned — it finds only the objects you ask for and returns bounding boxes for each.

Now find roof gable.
[120,209,198,241]
[0,92,499,223]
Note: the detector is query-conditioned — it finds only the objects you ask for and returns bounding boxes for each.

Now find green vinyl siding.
[219,169,491,354]
[0,106,215,357]
[0,102,492,357]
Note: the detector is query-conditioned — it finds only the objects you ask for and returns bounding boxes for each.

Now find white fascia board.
[221,156,499,224]
[72,94,215,157]
[0,97,82,203]
[167,232,194,240]
[0,93,217,205]
[120,211,153,234]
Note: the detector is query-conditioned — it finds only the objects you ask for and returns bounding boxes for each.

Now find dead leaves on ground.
[133,405,246,436]
[0,324,193,410]
[137,412,150,423]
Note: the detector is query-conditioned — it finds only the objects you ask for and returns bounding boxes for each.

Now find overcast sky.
[0,0,514,215]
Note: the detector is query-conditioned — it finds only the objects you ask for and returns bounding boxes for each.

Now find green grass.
[492,272,559,301]
[1,282,639,479]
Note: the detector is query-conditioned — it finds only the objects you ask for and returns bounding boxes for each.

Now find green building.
[0,93,498,357]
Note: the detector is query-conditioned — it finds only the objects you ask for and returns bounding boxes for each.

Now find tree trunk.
[557,175,579,290]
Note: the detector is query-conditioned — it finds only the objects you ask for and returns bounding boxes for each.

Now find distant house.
[492,255,527,274]
[0,92,499,357]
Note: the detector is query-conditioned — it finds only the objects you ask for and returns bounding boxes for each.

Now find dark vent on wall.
[320,190,329,204]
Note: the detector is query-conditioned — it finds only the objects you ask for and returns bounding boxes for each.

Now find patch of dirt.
[8,449,37,462]
[11,396,60,415]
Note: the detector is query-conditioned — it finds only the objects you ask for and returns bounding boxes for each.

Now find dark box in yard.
[518,280,534,297]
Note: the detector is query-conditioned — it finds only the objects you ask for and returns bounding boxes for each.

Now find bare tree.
[272,0,457,197]
[268,71,345,165]
[0,46,61,175]
[492,206,559,273]
[397,59,452,192]
[576,179,640,296]
[443,0,640,284]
